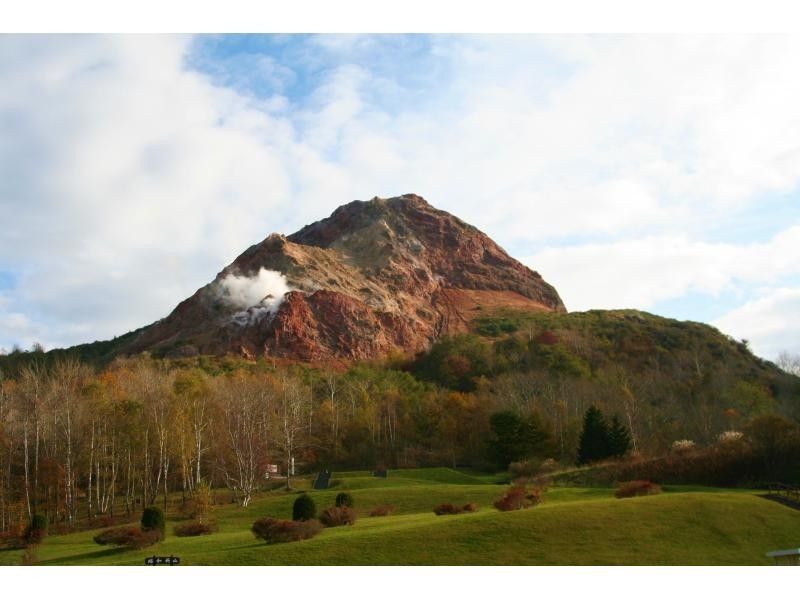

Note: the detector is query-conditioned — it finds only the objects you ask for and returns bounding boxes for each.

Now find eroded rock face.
[124,194,566,362]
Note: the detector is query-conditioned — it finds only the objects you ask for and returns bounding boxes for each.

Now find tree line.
[1,310,798,532]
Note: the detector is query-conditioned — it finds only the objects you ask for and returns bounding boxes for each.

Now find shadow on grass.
[40,546,137,565]
[225,541,281,552]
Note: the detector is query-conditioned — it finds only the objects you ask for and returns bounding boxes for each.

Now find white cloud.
[0,35,339,348]
[273,35,800,248]
[713,288,800,360]
[524,226,800,311]
[2,34,800,358]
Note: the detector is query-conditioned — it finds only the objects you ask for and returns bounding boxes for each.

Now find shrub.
[671,439,696,453]
[717,430,744,444]
[173,520,216,537]
[93,526,160,549]
[615,480,662,498]
[433,503,463,516]
[292,493,316,521]
[251,517,322,544]
[493,486,542,511]
[194,480,213,522]
[319,506,357,527]
[94,526,138,546]
[369,505,395,517]
[526,487,542,505]
[141,506,165,537]
[24,514,48,545]
[335,492,354,508]
[462,502,478,512]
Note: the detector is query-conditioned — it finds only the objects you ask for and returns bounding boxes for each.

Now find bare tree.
[777,351,800,376]
[322,370,341,458]
[49,358,90,524]
[276,374,311,490]
[217,373,273,507]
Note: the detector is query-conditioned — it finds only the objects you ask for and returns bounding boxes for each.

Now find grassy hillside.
[412,308,800,456]
[0,328,142,374]
[1,468,795,566]
[472,308,779,374]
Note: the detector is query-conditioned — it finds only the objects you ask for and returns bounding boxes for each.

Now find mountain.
[120,194,566,361]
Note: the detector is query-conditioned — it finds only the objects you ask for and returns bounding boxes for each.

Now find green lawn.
[1,468,795,566]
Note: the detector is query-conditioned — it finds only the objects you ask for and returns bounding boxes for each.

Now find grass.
[1,468,796,566]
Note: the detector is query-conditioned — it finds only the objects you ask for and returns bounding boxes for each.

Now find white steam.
[215,268,292,326]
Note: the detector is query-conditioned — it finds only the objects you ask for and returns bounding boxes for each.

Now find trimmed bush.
[526,487,543,505]
[494,485,542,511]
[369,505,395,517]
[94,527,138,546]
[93,526,160,549]
[319,506,357,527]
[173,520,216,537]
[433,502,479,515]
[141,506,165,537]
[615,480,662,498]
[433,503,462,516]
[24,514,48,545]
[292,494,317,521]
[335,492,354,508]
[494,487,525,511]
[251,517,322,544]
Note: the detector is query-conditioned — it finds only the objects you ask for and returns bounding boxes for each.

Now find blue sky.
[1,34,800,360]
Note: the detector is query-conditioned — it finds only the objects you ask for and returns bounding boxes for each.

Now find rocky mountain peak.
[122,194,566,362]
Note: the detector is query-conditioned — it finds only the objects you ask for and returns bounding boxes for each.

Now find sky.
[1,34,799,361]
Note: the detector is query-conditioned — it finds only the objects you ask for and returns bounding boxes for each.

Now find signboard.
[313,470,332,490]
[145,555,180,566]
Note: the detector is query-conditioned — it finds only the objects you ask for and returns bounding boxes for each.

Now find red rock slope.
[122,194,566,361]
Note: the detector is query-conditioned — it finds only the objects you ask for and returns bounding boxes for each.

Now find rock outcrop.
[123,194,565,361]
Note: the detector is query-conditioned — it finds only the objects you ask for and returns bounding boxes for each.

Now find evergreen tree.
[141,506,165,538]
[608,415,632,458]
[488,410,552,469]
[292,494,317,521]
[520,411,553,459]
[576,405,611,465]
[488,411,525,468]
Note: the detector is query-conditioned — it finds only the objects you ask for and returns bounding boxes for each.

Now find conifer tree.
[608,415,632,458]
[488,410,552,469]
[576,405,611,465]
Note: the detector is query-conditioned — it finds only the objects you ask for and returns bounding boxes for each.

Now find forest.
[1,308,799,532]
